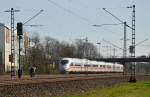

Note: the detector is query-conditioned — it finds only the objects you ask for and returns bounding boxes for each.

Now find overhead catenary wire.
[23,10,44,25]
[124,0,134,4]
[47,0,125,38]
[102,8,133,30]
[135,38,149,47]
[93,23,123,27]
[100,26,123,36]
[103,39,123,50]
[67,0,88,8]
[47,0,93,24]
[24,25,44,27]
[13,10,44,31]
[103,8,123,23]
[93,22,123,37]
[103,38,149,51]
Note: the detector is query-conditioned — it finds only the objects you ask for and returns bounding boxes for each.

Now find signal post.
[17,22,23,78]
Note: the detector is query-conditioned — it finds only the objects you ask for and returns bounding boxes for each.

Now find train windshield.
[60,60,69,65]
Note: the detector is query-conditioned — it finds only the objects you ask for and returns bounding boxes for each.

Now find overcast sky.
[0,0,150,57]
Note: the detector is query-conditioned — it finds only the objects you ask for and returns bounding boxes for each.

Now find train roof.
[61,57,123,66]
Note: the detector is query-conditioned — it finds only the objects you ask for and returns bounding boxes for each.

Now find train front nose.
[59,64,67,74]
[59,59,69,71]
[59,64,66,71]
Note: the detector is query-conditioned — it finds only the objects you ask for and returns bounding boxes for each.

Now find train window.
[84,65,90,67]
[120,67,122,69]
[70,63,74,66]
[116,67,120,69]
[100,65,102,68]
[107,65,111,68]
[93,65,98,67]
[60,60,69,65]
[75,64,81,66]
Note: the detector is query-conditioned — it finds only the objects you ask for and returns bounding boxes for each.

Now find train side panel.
[59,58,123,74]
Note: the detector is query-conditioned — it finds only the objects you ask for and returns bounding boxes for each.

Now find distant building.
[0,23,19,72]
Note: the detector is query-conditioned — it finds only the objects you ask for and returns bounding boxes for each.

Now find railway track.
[0,73,126,87]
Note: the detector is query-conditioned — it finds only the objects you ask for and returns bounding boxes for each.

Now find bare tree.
[74,39,98,58]
[44,36,61,73]
[26,33,48,73]
[23,34,100,74]
[31,33,40,46]
[59,41,75,58]
[45,36,60,59]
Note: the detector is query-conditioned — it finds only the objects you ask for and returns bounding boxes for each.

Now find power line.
[135,38,148,47]
[93,23,123,27]
[99,26,123,36]
[103,8,123,23]
[102,8,133,30]
[67,0,89,9]
[103,39,123,50]
[24,25,44,27]
[13,10,44,31]
[92,23,123,36]
[47,0,125,39]
[23,10,44,25]
[47,0,93,24]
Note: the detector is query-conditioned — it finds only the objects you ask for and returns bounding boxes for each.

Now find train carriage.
[59,58,123,74]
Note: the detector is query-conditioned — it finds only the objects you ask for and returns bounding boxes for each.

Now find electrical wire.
[67,0,89,9]
[47,0,93,24]
[47,0,125,37]
[103,39,123,50]
[23,10,44,25]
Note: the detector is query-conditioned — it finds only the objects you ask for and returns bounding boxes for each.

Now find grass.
[66,81,150,97]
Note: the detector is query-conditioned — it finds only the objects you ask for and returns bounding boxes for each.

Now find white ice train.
[59,58,123,74]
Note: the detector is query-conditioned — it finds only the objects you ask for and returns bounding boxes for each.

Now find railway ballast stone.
[0,75,150,97]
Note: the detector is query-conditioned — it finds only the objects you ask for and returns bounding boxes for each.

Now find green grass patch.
[67,81,150,97]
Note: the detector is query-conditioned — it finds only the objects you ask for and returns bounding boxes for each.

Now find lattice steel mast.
[5,8,20,75]
[128,5,136,82]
